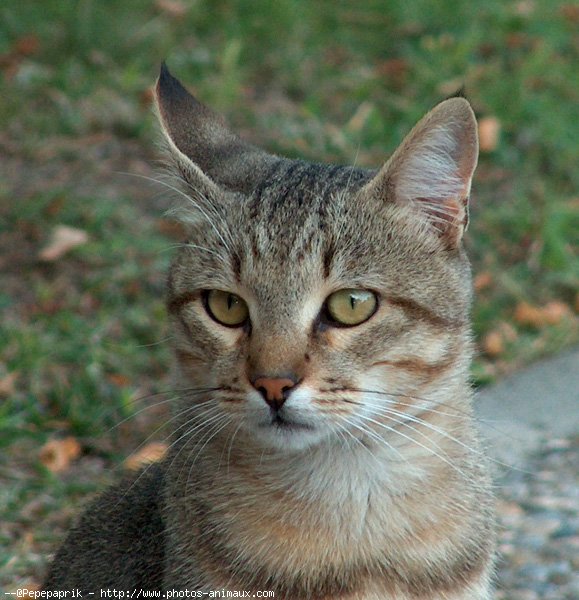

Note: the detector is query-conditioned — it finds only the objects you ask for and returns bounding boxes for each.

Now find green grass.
[0,0,577,587]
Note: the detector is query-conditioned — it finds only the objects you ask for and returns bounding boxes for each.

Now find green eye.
[326,289,378,326]
[205,290,249,327]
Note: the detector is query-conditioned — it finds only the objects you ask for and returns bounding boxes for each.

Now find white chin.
[256,422,326,451]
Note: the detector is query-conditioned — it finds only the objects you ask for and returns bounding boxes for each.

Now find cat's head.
[155,64,478,453]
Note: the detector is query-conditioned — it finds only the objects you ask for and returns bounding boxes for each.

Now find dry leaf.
[474,271,493,292]
[561,4,579,23]
[125,442,168,471]
[478,116,501,152]
[437,78,464,96]
[0,372,18,397]
[514,301,572,327]
[499,322,518,343]
[108,373,131,387]
[39,225,89,261]
[346,102,374,133]
[482,330,504,357]
[541,301,572,324]
[155,0,188,17]
[12,585,41,599]
[39,437,82,473]
[515,1,535,16]
[14,35,40,56]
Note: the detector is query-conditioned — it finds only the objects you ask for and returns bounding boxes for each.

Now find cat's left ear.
[154,63,279,196]
[364,98,478,248]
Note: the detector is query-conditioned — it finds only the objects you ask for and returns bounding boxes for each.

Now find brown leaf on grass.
[478,116,501,152]
[108,373,131,387]
[125,442,168,471]
[0,372,18,397]
[474,271,493,292]
[514,301,572,327]
[437,78,464,96]
[561,4,579,22]
[39,437,82,473]
[482,330,504,357]
[155,0,188,17]
[346,102,374,133]
[14,34,40,56]
[39,225,89,261]
[376,58,408,86]
[12,585,41,599]
[514,1,535,17]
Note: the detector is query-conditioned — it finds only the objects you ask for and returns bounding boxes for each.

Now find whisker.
[105,387,220,434]
[345,389,531,473]
[225,421,244,476]
[185,417,233,485]
[118,171,233,253]
[115,404,222,503]
[356,413,469,478]
[336,414,405,461]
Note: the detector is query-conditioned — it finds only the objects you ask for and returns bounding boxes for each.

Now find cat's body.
[43,65,495,598]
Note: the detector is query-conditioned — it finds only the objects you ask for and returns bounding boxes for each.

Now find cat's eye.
[204,290,249,327]
[325,289,378,326]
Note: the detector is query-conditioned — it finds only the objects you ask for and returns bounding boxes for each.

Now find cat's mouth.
[261,413,314,432]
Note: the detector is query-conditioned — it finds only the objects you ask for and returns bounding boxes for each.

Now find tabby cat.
[43,64,496,599]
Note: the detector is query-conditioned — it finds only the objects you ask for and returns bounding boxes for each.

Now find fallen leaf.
[514,300,572,327]
[39,437,82,473]
[499,322,518,343]
[155,0,188,17]
[14,35,40,56]
[0,372,18,397]
[125,442,168,471]
[39,225,89,261]
[12,585,41,599]
[376,58,408,86]
[541,301,572,324]
[346,102,374,133]
[437,78,464,96]
[108,373,130,387]
[482,330,504,357]
[514,1,535,16]
[561,4,579,23]
[478,116,501,152]
[474,271,493,292]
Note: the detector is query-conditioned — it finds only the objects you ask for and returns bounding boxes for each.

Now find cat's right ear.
[155,63,279,196]
[364,98,479,249]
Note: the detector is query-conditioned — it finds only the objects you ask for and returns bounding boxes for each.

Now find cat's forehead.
[241,160,371,239]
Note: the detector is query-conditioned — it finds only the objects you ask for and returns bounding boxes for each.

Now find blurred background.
[1,0,577,590]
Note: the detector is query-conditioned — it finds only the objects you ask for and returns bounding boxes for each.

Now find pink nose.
[252,377,297,410]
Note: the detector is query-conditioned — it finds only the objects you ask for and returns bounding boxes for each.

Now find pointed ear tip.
[155,62,191,105]
[436,97,476,119]
[157,61,174,88]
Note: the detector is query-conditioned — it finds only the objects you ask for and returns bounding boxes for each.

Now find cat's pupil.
[350,295,357,310]
[227,294,234,310]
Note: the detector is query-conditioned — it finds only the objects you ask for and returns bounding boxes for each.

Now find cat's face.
[157,65,478,453]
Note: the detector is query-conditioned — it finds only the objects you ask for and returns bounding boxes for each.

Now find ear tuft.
[366,98,478,248]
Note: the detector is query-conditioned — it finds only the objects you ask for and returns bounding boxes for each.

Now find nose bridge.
[248,330,308,380]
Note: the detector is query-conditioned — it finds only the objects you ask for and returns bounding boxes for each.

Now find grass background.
[1,0,578,588]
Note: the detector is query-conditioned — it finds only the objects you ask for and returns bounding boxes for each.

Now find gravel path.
[494,434,579,599]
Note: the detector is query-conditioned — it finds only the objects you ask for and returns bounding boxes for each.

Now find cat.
[43,63,496,599]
